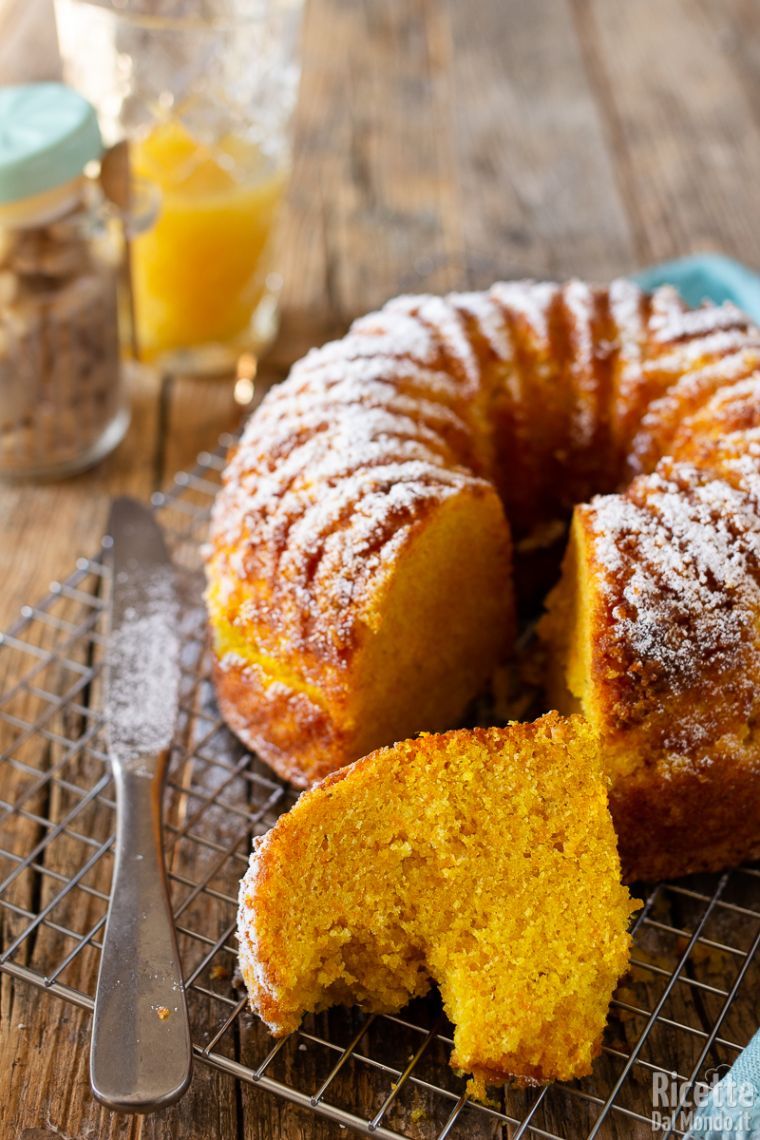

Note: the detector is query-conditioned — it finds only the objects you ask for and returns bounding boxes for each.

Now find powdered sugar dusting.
[451,291,513,362]
[648,285,687,331]
[384,295,481,391]
[107,564,179,765]
[207,279,760,706]
[591,461,760,689]
[286,355,463,406]
[564,279,597,448]
[651,300,753,344]
[702,375,760,418]
[238,834,287,1025]
[608,278,644,361]
[491,280,558,342]
[607,278,645,435]
[643,329,760,376]
[629,350,760,473]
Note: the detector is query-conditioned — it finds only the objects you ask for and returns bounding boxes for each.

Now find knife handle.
[90,762,192,1112]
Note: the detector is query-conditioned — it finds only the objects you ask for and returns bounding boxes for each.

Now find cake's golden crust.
[237,714,636,1090]
[209,474,513,782]
[212,658,341,787]
[611,751,760,883]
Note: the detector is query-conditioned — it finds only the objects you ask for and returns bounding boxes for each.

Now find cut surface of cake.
[237,713,637,1089]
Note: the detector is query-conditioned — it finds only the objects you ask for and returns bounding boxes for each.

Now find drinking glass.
[55,0,303,374]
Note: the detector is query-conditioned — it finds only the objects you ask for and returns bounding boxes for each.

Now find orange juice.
[131,120,286,361]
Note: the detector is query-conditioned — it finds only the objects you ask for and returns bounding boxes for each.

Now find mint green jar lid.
[0,82,103,205]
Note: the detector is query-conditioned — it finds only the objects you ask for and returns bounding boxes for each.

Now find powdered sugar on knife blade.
[106,562,180,769]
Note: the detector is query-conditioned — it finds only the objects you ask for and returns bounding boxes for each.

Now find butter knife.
[90,497,192,1112]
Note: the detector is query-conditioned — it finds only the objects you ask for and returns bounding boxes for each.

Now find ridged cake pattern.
[207,279,760,822]
[589,461,760,703]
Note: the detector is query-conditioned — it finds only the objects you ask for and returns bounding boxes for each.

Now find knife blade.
[90,496,192,1113]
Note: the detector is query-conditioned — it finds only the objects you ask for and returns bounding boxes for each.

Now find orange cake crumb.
[238,713,637,1090]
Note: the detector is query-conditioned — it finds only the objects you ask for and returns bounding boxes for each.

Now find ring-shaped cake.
[205,279,760,881]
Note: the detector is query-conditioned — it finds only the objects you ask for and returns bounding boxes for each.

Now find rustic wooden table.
[2,0,759,1136]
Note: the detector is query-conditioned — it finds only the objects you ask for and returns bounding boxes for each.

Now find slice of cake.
[540,457,760,881]
[237,712,636,1090]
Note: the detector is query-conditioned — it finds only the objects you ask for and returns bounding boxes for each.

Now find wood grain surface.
[2,0,760,1137]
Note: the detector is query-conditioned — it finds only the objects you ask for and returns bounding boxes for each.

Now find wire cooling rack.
[1,435,760,1139]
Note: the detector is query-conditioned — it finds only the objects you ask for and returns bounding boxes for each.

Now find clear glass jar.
[0,177,129,480]
[55,0,304,375]
[0,81,138,482]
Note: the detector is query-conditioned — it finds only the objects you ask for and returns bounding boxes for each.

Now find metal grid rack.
[1,435,759,1139]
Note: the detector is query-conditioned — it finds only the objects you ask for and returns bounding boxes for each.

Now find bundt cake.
[206,278,760,878]
[237,713,636,1090]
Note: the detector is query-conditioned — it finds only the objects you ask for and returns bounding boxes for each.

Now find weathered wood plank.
[581,0,760,265]
[279,0,467,324]
[447,0,637,283]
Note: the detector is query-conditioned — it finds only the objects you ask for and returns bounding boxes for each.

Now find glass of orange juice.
[54,0,303,373]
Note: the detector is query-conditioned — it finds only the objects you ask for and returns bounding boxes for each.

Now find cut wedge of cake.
[237,712,636,1090]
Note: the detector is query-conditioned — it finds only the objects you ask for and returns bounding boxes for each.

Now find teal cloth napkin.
[631,251,760,1136]
[682,1031,760,1138]
[632,252,760,322]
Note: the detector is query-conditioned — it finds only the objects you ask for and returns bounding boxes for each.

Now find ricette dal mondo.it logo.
[651,1066,755,1133]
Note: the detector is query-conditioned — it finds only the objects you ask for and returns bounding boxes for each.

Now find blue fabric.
[683,1031,760,1138]
[632,253,760,323]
